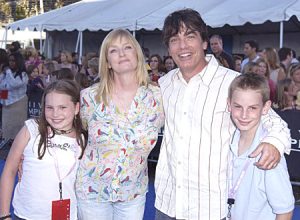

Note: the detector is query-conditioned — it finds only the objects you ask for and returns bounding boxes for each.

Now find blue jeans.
[155,209,177,220]
[155,209,226,220]
[77,195,146,220]
[13,214,26,220]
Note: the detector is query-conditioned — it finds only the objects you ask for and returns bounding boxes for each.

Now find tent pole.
[75,31,80,53]
[280,21,284,48]
[0,32,4,49]
[31,38,35,48]
[79,31,83,65]
[39,0,44,14]
[45,32,50,58]
[133,20,137,38]
[40,30,43,54]
[2,26,8,49]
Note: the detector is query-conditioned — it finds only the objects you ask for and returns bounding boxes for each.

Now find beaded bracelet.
[0,213,12,220]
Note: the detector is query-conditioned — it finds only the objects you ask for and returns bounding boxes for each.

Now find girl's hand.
[18,154,24,182]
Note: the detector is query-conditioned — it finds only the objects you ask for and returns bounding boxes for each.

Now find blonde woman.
[75,29,164,220]
[289,64,300,97]
[262,47,286,85]
[24,46,43,74]
[58,50,78,75]
[274,78,296,110]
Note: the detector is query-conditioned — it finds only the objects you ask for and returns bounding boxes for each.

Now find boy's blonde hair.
[228,73,270,104]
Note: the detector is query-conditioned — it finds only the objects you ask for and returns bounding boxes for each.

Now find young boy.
[227,73,294,220]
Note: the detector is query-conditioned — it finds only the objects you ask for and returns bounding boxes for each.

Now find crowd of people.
[0,7,297,220]
[209,35,300,112]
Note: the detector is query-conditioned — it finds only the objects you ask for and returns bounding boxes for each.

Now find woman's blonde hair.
[96,29,148,105]
[288,63,300,78]
[264,47,280,70]
[24,46,38,60]
[275,78,293,109]
[61,50,73,63]
[256,58,270,79]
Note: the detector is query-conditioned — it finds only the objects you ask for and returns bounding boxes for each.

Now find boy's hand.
[249,142,280,170]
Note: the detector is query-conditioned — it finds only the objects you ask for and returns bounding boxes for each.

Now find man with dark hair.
[209,34,234,70]
[241,40,260,71]
[278,47,293,72]
[155,8,290,220]
[8,41,21,54]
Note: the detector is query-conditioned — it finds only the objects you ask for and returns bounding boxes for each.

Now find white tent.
[5,0,300,57]
[286,0,300,20]
[8,0,300,31]
[7,0,176,31]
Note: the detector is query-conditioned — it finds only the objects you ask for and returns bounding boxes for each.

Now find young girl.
[42,61,56,87]
[0,80,87,220]
[27,64,44,90]
[26,64,44,119]
[256,58,276,102]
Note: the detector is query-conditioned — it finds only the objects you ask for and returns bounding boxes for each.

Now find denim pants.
[155,209,226,220]
[13,214,26,220]
[77,195,146,220]
[155,209,177,220]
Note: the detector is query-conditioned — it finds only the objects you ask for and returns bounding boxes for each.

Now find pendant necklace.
[52,127,74,135]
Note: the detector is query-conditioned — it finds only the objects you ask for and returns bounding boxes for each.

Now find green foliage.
[0,1,10,13]
[15,3,28,20]
[0,0,12,21]
[55,0,64,8]
[0,0,81,24]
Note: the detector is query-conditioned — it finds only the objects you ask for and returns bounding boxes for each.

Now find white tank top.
[270,68,280,85]
[13,119,80,220]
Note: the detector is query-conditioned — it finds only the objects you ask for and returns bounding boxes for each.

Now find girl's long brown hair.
[36,79,87,159]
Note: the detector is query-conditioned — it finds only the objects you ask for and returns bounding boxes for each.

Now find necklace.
[52,127,74,135]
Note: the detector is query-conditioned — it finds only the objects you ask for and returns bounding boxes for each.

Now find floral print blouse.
[75,83,164,202]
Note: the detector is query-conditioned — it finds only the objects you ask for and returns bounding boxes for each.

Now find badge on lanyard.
[52,181,71,220]
[52,199,70,220]
[50,139,77,220]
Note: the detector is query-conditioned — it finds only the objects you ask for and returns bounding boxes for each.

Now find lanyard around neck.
[227,153,253,219]
[228,157,252,199]
[50,141,77,200]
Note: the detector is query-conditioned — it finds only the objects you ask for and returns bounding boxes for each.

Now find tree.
[0,0,80,25]
[0,1,11,25]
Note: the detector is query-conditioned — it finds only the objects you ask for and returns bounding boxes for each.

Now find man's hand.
[249,142,280,170]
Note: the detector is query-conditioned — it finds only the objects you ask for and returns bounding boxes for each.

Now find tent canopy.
[7,0,300,32]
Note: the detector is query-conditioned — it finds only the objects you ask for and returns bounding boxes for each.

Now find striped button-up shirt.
[154,55,290,220]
